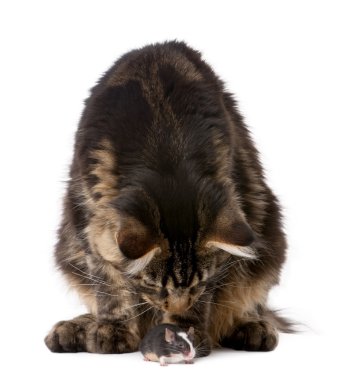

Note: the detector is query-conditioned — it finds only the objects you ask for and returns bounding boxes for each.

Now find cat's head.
[112,174,256,313]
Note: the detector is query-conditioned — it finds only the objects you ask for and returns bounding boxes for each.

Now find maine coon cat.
[45,41,291,355]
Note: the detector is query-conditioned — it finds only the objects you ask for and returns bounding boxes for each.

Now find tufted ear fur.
[205,217,257,259]
[116,217,159,260]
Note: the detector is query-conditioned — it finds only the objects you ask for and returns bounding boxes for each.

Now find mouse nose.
[185,350,195,360]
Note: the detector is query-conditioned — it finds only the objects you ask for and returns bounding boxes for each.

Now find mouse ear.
[165,328,175,343]
[187,327,195,342]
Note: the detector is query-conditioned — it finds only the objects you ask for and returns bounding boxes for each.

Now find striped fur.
[45,41,289,355]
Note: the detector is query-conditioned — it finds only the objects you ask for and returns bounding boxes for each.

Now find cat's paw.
[222,321,278,351]
[86,321,139,353]
[45,315,139,354]
[45,318,89,353]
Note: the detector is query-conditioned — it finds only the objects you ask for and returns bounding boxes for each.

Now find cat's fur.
[45,41,290,355]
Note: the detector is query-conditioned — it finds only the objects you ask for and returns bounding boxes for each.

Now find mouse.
[139,324,196,366]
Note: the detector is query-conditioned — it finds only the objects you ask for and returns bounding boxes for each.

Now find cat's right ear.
[205,219,257,259]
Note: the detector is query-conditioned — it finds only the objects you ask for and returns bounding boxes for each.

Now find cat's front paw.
[222,321,278,351]
[45,314,95,352]
[86,321,139,353]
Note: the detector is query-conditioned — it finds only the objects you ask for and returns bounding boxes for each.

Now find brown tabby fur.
[45,41,291,355]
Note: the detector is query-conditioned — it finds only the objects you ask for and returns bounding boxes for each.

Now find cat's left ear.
[205,220,257,259]
[116,217,160,260]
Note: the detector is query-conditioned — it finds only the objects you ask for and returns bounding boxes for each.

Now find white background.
[1,1,341,379]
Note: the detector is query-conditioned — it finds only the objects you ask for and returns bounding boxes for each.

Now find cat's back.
[77,41,230,181]
[94,40,220,99]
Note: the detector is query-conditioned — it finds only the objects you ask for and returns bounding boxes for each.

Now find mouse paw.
[185,360,194,364]
[143,356,151,361]
[159,356,168,366]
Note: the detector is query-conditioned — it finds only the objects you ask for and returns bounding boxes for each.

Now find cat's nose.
[165,295,191,313]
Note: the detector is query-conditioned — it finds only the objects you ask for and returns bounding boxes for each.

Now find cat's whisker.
[205,281,252,293]
[71,271,110,286]
[70,287,120,298]
[210,263,242,282]
[208,258,249,285]
[69,263,106,281]
[216,258,248,275]
[76,292,97,297]
[124,305,154,322]
[95,290,121,297]
[215,257,235,272]
[96,289,141,299]
[194,338,206,350]
[70,263,142,295]
[194,345,207,353]
[197,300,235,310]
[69,279,139,298]
[121,301,149,311]
[194,344,210,357]
[70,263,140,292]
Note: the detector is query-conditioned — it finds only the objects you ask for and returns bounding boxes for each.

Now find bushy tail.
[267,309,297,333]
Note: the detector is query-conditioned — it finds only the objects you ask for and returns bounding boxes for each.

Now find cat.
[45,41,291,355]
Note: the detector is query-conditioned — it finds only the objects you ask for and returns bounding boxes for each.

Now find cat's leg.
[78,281,141,353]
[81,259,144,353]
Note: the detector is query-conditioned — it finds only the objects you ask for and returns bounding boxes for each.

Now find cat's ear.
[205,220,257,259]
[116,217,160,260]
[165,328,175,343]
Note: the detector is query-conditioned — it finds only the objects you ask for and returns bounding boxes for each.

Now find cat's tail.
[267,309,298,333]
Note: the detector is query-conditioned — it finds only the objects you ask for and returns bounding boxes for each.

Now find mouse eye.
[178,342,185,348]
